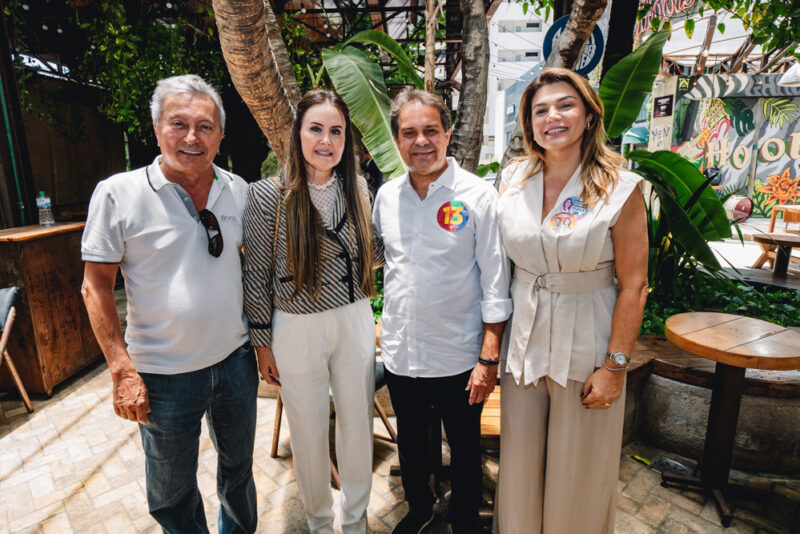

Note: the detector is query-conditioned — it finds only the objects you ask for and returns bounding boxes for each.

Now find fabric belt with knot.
[506,265,616,384]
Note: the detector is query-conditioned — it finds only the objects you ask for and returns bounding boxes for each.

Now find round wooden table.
[663,312,800,526]
[752,233,800,274]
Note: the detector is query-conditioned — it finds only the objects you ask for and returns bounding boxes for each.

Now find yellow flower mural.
[757,167,800,205]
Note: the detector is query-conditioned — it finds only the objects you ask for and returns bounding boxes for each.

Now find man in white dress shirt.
[372,88,512,534]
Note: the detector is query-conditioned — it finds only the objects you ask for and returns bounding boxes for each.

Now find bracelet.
[602,362,628,372]
[478,357,500,366]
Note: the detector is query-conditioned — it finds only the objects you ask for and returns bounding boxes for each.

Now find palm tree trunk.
[424,0,439,92]
[498,0,607,172]
[447,0,489,172]
[212,0,301,166]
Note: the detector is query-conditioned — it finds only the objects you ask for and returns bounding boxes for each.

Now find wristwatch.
[605,351,629,367]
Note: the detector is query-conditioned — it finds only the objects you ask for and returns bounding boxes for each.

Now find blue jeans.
[139,343,258,534]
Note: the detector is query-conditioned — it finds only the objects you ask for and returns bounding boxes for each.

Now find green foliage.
[281,14,326,93]
[642,277,800,335]
[595,26,789,336]
[7,1,225,144]
[344,30,424,89]
[684,18,695,39]
[261,152,281,178]
[703,0,800,55]
[476,161,500,178]
[513,0,552,21]
[599,30,669,138]
[371,268,384,323]
[321,46,406,179]
[630,151,732,288]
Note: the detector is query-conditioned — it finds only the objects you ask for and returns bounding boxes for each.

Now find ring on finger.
[603,403,611,407]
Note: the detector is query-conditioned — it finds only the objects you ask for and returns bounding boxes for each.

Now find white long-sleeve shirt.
[372,158,512,378]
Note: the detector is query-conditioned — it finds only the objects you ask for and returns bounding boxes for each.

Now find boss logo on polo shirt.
[220,215,237,223]
[437,200,469,232]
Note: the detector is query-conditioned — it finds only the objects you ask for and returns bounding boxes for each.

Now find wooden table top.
[666,312,800,371]
[772,204,800,213]
[0,222,85,242]
[752,233,800,247]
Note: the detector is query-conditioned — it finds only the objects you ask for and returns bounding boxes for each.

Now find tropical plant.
[629,150,732,286]
[321,46,407,179]
[599,30,669,138]
[595,30,741,317]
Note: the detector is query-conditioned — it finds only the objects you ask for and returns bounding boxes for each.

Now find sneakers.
[391,509,435,534]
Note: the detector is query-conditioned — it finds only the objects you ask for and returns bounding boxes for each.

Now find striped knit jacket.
[242,174,380,347]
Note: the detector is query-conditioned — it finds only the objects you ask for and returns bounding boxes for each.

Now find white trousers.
[495,373,626,534]
[272,299,376,534]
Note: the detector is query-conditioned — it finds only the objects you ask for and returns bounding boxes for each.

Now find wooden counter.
[0,222,101,395]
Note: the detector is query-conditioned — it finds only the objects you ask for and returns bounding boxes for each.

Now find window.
[526,21,541,31]
[525,51,539,58]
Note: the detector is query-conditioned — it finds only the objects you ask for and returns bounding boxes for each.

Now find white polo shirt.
[82,157,249,374]
[372,158,512,378]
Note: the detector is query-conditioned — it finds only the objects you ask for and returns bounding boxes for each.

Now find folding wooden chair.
[0,287,33,413]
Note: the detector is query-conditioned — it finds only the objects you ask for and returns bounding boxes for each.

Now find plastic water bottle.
[36,191,55,226]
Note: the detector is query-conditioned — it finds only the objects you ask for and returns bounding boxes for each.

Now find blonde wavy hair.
[516,68,625,208]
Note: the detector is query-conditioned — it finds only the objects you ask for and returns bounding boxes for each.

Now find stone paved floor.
[1,361,798,534]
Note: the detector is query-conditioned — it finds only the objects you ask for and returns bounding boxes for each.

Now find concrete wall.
[637,374,800,475]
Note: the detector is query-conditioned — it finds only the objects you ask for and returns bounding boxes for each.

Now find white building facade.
[481,1,552,164]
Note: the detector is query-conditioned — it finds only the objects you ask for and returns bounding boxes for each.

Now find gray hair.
[150,74,226,128]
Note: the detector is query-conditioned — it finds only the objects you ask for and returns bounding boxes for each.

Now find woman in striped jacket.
[243,90,378,534]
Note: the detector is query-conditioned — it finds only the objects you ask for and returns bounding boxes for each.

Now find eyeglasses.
[199,209,223,258]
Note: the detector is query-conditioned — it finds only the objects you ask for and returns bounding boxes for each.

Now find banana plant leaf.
[343,30,424,90]
[599,30,669,138]
[322,46,407,179]
[634,167,721,269]
[629,150,731,242]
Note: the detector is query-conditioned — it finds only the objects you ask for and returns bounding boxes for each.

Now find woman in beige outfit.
[495,68,649,533]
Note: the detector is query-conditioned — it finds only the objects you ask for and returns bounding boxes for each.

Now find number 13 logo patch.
[437,200,469,232]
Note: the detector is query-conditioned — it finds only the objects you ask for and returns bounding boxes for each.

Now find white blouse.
[308,173,339,227]
[498,162,642,387]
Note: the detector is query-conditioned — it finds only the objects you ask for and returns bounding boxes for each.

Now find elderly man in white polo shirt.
[81,74,257,534]
[372,88,512,534]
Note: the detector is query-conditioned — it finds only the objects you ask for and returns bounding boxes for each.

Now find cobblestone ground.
[0,361,798,534]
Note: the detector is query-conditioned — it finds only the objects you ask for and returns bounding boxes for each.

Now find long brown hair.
[283,90,375,299]
[517,68,625,208]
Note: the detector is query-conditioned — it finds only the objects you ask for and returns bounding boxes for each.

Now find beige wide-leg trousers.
[495,372,625,534]
[272,299,376,534]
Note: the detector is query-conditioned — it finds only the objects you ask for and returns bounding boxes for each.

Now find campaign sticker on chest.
[562,196,588,219]
[437,200,469,232]
[548,212,577,235]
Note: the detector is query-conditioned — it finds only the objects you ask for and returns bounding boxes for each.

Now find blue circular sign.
[543,16,605,76]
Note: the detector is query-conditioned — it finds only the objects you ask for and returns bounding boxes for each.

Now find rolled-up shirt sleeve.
[243,181,278,347]
[474,190,512,323]
[81,180,124,263]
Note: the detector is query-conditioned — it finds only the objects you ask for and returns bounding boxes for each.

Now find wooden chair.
[270,361,397,489]
[752,204,800,270]
[0,287,33,413]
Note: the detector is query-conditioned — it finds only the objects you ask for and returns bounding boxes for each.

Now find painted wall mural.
[668,75,800,217]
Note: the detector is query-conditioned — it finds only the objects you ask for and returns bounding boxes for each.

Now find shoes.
[391,509,435,534]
